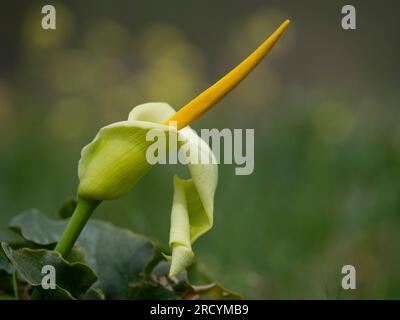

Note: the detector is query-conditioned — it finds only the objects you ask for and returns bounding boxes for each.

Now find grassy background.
[1,0,400,298]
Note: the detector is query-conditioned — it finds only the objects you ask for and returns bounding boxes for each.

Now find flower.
[78,102,217,276]
[54,19,290,277]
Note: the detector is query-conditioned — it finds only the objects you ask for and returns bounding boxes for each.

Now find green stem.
[54,198,100,257]
[31,198,100,300]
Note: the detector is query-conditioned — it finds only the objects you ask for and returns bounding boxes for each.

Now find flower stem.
[54,198,100,257]
[31,198,100,300]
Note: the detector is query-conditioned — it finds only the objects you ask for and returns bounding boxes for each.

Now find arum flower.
[54,20,290,277]
[78,102,217,276]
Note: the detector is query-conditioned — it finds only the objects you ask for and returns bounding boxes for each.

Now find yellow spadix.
[165,19,290,129]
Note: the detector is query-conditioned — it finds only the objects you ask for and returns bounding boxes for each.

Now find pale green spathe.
[78,102,217,276]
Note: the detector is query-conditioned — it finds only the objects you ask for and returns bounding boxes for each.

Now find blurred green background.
[1,0,400,299]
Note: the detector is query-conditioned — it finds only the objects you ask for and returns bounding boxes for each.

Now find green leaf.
[58,198,77,219]
[187,262,241,300]
[1,242,97,299]
[38,286,76,300]
[151,261,241,300]
[76,220,155,299]
[10,210,65,246]
[0,274,13,297]
[82,287,105,300]
[9,211,155,299]
[0,230,26,248]
[0,253,12,275]
[192,283,241,300]
[8,211,241,300]
[129,280,179,300]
